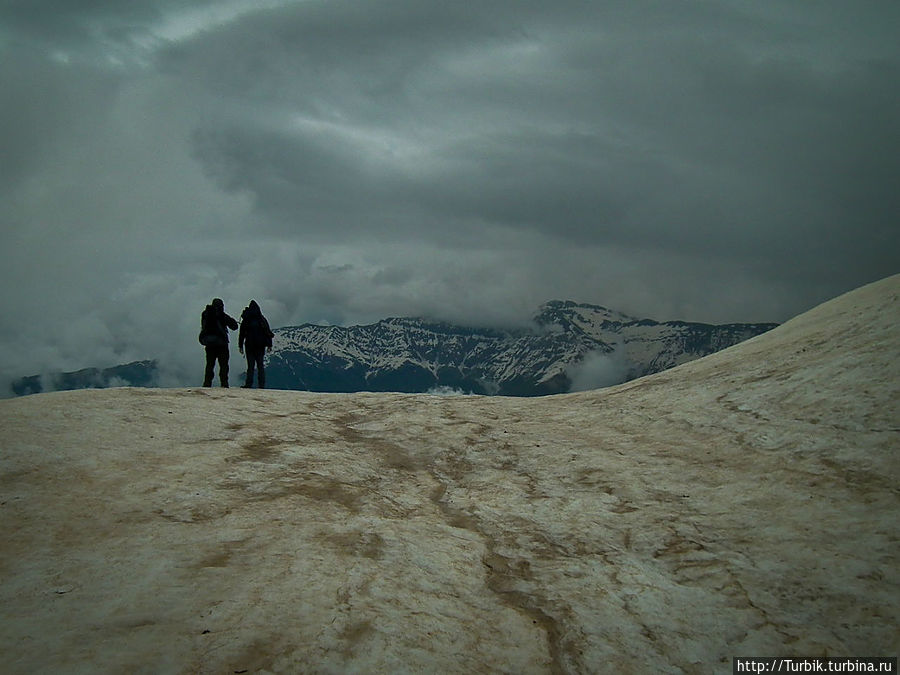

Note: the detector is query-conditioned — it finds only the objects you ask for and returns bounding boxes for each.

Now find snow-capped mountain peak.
[265,302,777,395]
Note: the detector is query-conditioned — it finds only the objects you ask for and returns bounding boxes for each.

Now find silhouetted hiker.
[199,298,238,387]
[238,300,274,389]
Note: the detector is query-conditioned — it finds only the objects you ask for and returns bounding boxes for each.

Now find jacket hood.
[243,300,262,318]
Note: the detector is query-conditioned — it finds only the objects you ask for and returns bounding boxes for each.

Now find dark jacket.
[238,300,274,352]
[199,302,238,347]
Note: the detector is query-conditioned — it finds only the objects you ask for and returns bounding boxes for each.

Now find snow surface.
[1,275,898,673]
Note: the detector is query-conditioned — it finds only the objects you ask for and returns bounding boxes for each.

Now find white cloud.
[567,349,629,392]
[153,0,298,44]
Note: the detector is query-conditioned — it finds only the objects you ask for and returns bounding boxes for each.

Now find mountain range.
[267,301,777,395]
[9,301,777,396]
[11,360,158,396]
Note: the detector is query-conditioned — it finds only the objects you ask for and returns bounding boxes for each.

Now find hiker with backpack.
[199,298,239,387]
[238,300,275,389]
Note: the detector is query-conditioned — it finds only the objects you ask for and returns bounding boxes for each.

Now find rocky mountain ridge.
[267,301,777,395]
[10,360,158,396]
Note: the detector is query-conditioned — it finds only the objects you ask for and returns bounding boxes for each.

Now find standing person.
[199,298,238,387]
[238,300,274,389]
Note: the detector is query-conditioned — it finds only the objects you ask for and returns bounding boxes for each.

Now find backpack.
[245,316,261,338]
[242,314,272,347]
[199,308,227,347]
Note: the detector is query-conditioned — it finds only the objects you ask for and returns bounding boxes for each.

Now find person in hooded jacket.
[238,300,274,388]
[199,298,239,387]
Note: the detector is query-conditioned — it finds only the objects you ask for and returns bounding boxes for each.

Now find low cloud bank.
[567,348,629,392]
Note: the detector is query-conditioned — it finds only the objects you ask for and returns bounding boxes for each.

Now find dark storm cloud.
[179,0,900,259]
[0,43,120,191]
[2,0,161,42]
[1,0,898,390]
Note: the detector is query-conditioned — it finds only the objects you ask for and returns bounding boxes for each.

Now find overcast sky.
[1,0,898,388]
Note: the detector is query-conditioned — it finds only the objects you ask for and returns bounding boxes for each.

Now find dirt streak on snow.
[1,275,898,673]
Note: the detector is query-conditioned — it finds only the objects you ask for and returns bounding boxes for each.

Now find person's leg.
[243,350,255,388]
[203,347,216,386]
[219,347,230,387]
[255,350,266,389]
